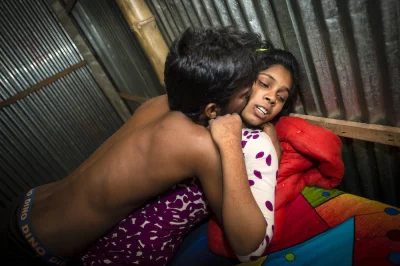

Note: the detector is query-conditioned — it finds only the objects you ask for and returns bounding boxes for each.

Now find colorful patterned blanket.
[239,186,400,266]
[169,187,400,266]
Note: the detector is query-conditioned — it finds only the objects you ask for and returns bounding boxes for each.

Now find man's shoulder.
[157,113,216,155]
[162,112,209,136]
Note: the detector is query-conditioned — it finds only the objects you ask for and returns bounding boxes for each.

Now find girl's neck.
[242,120,260,129]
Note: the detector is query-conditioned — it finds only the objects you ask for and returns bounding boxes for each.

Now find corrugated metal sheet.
[71,0,165,112]
[145,0,400,206]
[0,0,123,208]
[0,0,398,209]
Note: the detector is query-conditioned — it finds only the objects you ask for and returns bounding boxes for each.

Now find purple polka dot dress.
[80,178,209,266]
[237,129,278,262]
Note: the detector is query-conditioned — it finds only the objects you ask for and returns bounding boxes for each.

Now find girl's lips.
[253,105,268,119]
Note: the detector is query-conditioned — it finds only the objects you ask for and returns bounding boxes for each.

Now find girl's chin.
[242,115,264,128]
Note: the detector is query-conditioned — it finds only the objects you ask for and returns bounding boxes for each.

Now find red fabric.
[266,194,330,253]
[207,116,344,258]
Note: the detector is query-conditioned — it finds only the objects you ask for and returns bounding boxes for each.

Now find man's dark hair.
[256,49,300,119]
[165,27,264,121]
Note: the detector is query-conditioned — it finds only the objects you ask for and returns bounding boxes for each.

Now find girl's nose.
[265,96,276,105]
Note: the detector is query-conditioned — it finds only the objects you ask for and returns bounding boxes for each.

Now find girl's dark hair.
[256,49,300,121]
[165,27,266,121]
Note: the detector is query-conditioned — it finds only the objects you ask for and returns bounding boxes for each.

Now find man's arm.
[195,137,224,224]
[205,114,266,256]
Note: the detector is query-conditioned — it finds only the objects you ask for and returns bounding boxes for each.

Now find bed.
[169,186,400,266]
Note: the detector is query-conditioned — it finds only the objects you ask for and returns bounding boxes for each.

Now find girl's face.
[241,64,293,126]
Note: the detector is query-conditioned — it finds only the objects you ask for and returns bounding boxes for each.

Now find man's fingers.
[210,114,243,127]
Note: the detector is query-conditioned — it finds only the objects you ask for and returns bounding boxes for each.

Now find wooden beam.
[291,113,400,147]
[119,92,148,104]
[0,61,85,109]
[115,91,400,147]
[116,0,168,87]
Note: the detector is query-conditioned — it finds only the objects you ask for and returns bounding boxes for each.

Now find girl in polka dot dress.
[210,49,299,262]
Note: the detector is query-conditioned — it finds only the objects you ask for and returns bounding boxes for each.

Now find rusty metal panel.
[0,0,122,208]
[146,0,400,206]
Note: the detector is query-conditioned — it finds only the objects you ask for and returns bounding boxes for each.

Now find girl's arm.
[208,114,266,256]
[262,122,282,162]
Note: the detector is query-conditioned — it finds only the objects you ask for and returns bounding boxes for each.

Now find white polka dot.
[138,240,145,248]
[140,221,150,228]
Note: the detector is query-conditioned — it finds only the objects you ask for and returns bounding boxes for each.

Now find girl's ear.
[204,103,221,119]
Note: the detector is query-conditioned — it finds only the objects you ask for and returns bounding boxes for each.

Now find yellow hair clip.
[256,48,268,52]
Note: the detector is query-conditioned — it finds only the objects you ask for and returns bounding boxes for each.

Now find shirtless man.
[0,27,267,265]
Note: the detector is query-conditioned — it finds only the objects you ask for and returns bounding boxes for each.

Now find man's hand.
[261,122,282,162]
[209,113,243,148]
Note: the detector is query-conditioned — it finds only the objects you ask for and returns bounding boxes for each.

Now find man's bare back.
[30,95,218,256]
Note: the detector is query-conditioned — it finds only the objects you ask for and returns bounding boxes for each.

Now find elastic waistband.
[18,188,70,266]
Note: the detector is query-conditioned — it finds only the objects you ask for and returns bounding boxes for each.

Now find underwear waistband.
[18,188,70,266]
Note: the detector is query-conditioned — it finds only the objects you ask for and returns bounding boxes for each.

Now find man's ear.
[204,103,221,119]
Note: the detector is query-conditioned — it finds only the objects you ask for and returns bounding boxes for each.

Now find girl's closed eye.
[277,95,286,103]
[258,80,269,88]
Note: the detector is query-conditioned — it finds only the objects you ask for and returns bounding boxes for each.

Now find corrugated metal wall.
[145,0,400,206]
[0,0,123,208]
[71,0,165,112]
[0,0,399,208]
